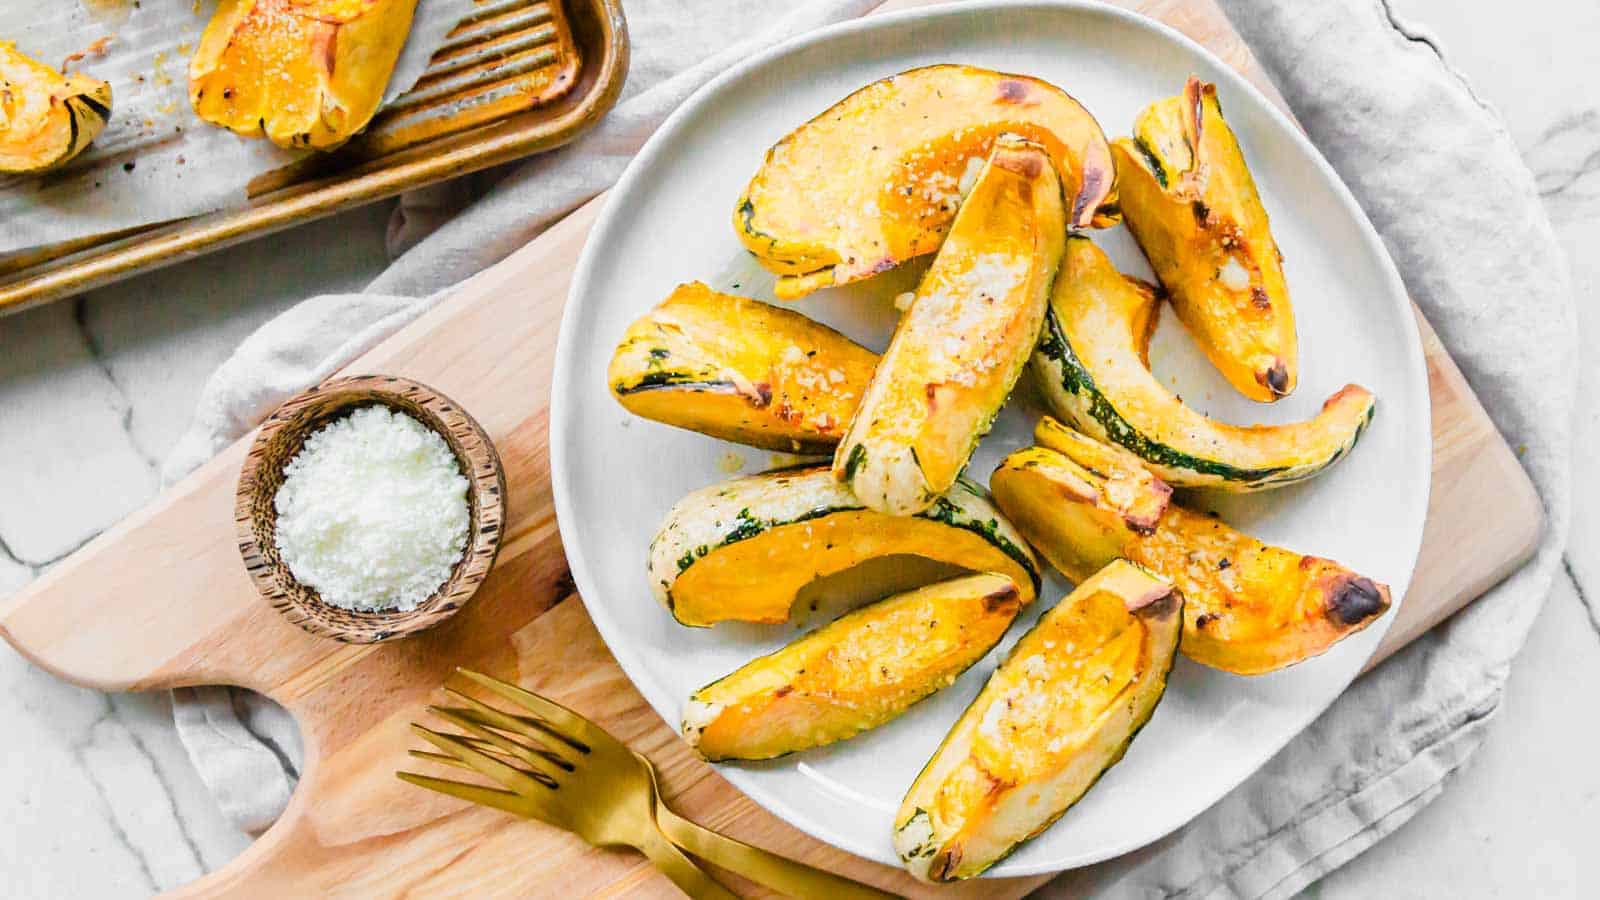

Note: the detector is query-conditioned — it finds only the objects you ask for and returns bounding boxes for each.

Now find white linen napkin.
[165,0,1576,894]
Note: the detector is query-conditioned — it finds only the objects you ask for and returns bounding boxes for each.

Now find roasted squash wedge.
[834,135,1066,516]
[0,42,112,174]
[190,0,419,150]
[1113,78,1297,401]
[990,441,1392,674]
[736,65,1116,300]
[893,560,1181,881]
[683,572,1022,761]
[649,466,1038,627]
[1031,235,1374,490]
[609,282,878,452]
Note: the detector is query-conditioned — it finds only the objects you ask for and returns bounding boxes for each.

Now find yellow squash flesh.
[893,560,1181,881]
[1113,77,1297,401]
[684,573,1022,761]
[990,440,1392,674]
[736,65,1116,299]
[608,282,878,453]
[834,135,1066,516]
[1031,235,1374,490]
[190,0,419,150]
[649,467,1038,627]
[0,42,112,174]
[1032,416,1171,534]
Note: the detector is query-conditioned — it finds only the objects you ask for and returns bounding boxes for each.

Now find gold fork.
[397,669,899,899]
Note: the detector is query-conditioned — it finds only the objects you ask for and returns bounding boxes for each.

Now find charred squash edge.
[989,443,1393,675]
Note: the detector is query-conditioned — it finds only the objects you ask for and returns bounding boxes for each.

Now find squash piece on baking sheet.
[190,0,419,150]
[0,41,112,174]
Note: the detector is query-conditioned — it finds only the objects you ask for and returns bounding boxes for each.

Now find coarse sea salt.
[274,405,470,613]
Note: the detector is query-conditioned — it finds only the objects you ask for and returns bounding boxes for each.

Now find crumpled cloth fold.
[166,0,1575,893]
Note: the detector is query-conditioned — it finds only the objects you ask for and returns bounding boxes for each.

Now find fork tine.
[450,712,580,773]
[406,747,560,787]
[453,669,605,750]
[451,736,568,777]
[395,770,545,820]
[410,748,473,770]
[410,723,554,798]
[443,689,586,761]
[430,706,574,779]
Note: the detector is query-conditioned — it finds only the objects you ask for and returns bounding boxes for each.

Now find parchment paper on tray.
[0,0,474,257]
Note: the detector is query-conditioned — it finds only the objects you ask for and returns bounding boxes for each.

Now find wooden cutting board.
[0,0,1542,896]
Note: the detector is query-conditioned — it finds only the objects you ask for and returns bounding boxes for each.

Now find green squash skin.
[78,95,112,120]
[923,487,1042,598]
[28,95,108,174]
[1130,136,1168,189]
[736,197,789,261]
[614,374,727,393]
[612,344,716,394]
[1030,307,1374,489]
[657,474,1041,627]
[842,443,869,482]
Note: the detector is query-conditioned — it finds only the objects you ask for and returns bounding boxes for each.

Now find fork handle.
[657,804,899,900]
[635,824,743,900]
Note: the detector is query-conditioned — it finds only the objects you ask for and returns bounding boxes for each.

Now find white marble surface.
[0,1,1593,895]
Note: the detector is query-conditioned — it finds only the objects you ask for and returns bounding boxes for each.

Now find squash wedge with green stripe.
[834,134,1067,516]
[649,467,1038,627]
[893,560,1181,881]
[0,42,112,174]
[608,282,878,452]
[1114,78,1297,402]
[735,64,1116,300]
[1030,235,1374,490]
[990,440,1392,674]
[683,573,1022,761]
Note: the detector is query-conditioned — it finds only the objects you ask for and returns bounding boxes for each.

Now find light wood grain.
[0,0,1541,896]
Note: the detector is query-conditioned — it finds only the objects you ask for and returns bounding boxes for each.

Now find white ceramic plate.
[552,0,1430,877]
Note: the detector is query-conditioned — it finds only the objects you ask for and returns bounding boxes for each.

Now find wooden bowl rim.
[234,375,506,644]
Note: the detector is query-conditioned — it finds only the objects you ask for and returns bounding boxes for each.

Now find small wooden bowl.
[235,375,506,643]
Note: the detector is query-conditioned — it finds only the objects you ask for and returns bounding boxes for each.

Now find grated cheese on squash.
[274,405,469,612]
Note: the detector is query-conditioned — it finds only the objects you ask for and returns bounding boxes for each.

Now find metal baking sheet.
[0,0,627,317]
